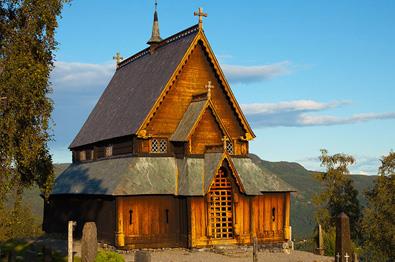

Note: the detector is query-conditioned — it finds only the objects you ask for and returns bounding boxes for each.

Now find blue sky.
[50,0,395,174]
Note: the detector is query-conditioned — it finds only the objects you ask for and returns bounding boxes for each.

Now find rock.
[135,250,151,262]
[81,222,98,262]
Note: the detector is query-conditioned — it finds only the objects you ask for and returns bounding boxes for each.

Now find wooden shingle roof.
[70,25,200,149]
[52,155,295,196]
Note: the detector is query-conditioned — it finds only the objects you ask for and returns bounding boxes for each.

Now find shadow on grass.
[0,238,80,262]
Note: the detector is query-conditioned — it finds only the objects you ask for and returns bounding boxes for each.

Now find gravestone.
[335,212,352,262]
[81,222,98,262]
[135,250,151,262]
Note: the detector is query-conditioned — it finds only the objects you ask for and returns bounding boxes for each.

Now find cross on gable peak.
[205,80,214,90]
[194,7,208,29]
[113,52,124,68]
[205,80,214,98]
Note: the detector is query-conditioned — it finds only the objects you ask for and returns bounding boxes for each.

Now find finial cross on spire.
[113,52,123,67]
[194,7,207,29]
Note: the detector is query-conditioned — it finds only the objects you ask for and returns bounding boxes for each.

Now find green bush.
[0,204,43,242]
[95,250,124,262]
[323,227,336,256]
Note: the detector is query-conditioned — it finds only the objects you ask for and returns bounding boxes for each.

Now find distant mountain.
[249,154,376,239]
[23,163,70,218]
[23,157,375,240]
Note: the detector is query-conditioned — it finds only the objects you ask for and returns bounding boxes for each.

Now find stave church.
[43,5,294,249]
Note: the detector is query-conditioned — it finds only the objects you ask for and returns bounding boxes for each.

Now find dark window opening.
[165,209,169,224]
[272,207,276,222]
[129,209,133,225]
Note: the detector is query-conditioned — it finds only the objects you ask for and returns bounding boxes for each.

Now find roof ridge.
[118,24,199,69]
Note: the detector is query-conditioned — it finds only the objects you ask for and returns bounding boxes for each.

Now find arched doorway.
[207,167,234,239]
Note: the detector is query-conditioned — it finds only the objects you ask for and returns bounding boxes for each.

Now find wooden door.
[208,168,234,239]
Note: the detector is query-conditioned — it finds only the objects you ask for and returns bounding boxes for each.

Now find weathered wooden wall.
[72,136,134,163]
[190,108,224,154]
[118,196,188,249]
[251,194,286,242]
[187,193,289,247]
[43,195,116,244]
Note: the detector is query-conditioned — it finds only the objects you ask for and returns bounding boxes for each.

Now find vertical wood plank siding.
[146,43,245,141]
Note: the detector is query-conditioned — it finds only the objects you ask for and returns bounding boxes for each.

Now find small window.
[165,209,169,224]
[129,209,133,225]
[79,150,86,161]
[105,145,113,157]
[226,140,233,155]
[272,208,276,222]
[151,138,167,153]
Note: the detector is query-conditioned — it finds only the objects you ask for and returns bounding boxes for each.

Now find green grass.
[0,239,68,261]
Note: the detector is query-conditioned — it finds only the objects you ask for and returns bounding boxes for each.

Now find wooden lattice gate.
[208,168,234,239]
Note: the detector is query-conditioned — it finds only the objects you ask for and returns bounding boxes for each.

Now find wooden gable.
[189,107,224,154]
[139,30,255,142]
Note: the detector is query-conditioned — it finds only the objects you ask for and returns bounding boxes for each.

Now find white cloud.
[241,100,395,127]
[299,112,395,126]
[51,61,114,92]
[50,60,290,93]
[222,61,291,83]
[242,100,350,115]
[297,155,381,175]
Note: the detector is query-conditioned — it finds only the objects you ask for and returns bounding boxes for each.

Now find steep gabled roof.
[70,24,256,149]
[70,25,200,149]
[170,98,230,142]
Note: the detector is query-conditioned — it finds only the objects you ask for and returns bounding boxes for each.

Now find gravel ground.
[122,247,334,262]
[34,237,334,262]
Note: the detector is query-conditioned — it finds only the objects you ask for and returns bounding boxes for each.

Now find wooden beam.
[115,197,125,247]
[284,192,291,240]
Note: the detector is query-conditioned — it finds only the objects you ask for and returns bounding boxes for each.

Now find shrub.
[323,227,336,256]
[0,204,42,242]
[95,250,124,262]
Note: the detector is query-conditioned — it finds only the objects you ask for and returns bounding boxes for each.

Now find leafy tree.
[362,151,395,261]
[0,0,68,208]
[314,149,362,242]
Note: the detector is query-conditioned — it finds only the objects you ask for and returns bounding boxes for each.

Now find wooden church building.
[43,6,294,249]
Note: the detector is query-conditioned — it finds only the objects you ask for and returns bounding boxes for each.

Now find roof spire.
[194,7,208,30]
[147,0,162,45]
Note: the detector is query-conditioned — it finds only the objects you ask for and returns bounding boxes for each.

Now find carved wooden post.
[253,236,258,262]
[116,197,125,247]
[68,221,76,262]
[250,197,256,242]
[283,192,291,240]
